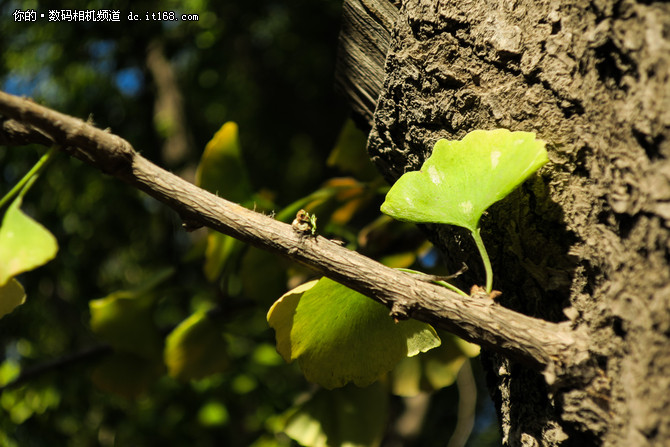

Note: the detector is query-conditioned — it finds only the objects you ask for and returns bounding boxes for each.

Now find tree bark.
[339,0,670,445]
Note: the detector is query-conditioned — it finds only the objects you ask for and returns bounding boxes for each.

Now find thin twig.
[0,345,112,392]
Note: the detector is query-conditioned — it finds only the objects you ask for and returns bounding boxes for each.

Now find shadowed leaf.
[89,270,171,361]
[390,332,480,396]
[280,382,388,447]
[164,311,229,381]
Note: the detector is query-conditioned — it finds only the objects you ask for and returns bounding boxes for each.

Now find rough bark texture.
[347,0,669,445]
[336,0,399,128]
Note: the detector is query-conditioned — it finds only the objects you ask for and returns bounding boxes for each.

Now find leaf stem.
[471,227,493,293]
[0,146,59,210]
[398,267,469,297]
[433,279,470,297]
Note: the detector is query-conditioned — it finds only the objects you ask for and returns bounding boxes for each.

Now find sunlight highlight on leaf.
[381,129,548,232]
[196,121,252,281]
[0,197,58,287]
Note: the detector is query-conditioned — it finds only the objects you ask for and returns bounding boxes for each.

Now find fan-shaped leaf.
[196,122,253,281]
[390,332,480,396]
[164,311,229,381]
[381,129,548,232]
[0,197,58,286]
[89,270,171,361]
[279,383,388,447]
[196,121,252,203]
[0,279,26,319]
[267,278,440,389]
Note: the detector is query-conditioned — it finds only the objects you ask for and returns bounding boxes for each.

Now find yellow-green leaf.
[196,122,251,281]
[89,280,167,361]
[164,311,229,381]
[381,129,548,232]
[0,197,58,286]
[390,332,480,397]
[196,121,252,203]
[280,383,388,447]
[203,231,241,282]
[267,278,440,389]
[0,278,26,319]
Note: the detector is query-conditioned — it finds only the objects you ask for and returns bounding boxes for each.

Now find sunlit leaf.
[267,278,440,389]
[381,129,548,232]
[0,197,58,286]
[275,177,367,225]
[196,122,252,282]
[91,352,164,399]
[164,311,229,381]
[0,359,20,387]
[0,278,26,319]
[280,382,388,447]
[196,121,252,203]
[390,332,480,397]
[251,343,284,366]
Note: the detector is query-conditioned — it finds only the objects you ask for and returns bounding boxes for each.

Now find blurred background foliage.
[0,0,499,445]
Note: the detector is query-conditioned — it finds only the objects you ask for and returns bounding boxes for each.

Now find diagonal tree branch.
[0,90,591,382]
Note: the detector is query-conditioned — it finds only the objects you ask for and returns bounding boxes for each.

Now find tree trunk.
[338,0,670,445]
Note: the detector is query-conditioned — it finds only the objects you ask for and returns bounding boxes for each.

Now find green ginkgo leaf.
[267,278,440,389]
[164,311,229,381]
[0,197,58,287]
[0,279,26,319]
[89,270,171,361]
[196,121,252,282]
[279,382,388,447]
[390,332,480,397]
[381,129,548,232]
[89,291,163,361]
[196,121,252,203]
[203,231,240,282]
